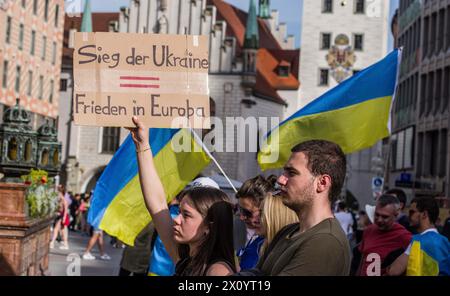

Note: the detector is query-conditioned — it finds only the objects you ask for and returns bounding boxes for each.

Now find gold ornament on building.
[326,34,356,83]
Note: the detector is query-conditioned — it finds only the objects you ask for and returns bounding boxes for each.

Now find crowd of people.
[337,190,450,276]
[49,186,91,250]
[48,185,115,261]
[122,116,450,276]
[50,116,450,276]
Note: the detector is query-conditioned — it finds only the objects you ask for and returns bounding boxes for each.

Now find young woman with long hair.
[128,116,236,276]
[235,175,277,269]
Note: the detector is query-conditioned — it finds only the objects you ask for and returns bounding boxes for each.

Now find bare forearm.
[135,149,167,215]
[135,147,179,261]
[129,117,179,262]
[386,254,408,276]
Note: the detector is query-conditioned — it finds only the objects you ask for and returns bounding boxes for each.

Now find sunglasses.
[409,209,418,215]
[237,206,257,219]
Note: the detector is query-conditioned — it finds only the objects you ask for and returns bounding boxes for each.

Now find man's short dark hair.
[377,194,400,209]
[291,140,346,204]
[385,188,407,205]
[410,197,440,224]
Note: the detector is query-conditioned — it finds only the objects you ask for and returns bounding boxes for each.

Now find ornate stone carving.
[326,34,356,83]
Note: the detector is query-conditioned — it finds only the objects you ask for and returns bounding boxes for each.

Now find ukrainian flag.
[88,128,210,246]
[258,49,401,170]
[407,231,450,276]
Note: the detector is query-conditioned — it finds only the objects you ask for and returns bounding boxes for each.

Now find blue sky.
[224,0,399,50]
[227,0,302,48]
[66,0,399,49]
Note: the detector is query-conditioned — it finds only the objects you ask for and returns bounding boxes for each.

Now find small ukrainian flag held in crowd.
[407,231,450,276]
[88,128,210,246]
[258,49,402,170]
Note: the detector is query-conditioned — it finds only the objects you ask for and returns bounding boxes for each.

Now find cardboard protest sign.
[73,32,210,128]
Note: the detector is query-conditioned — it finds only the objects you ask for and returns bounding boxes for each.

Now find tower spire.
[80,0,93,32]
[242,0,259,95]
[244,0,259,49]
[259,0,271,19]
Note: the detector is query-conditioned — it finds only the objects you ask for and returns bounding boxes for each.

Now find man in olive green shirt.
[242,140,350,276]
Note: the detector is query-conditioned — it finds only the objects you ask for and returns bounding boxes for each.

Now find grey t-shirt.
[257,218,350,276]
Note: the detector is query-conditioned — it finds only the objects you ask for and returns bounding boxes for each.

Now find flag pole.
[190,129,238,193]
[183,28,237,193]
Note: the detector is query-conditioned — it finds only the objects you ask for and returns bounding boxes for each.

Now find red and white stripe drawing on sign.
[119,76,160,89]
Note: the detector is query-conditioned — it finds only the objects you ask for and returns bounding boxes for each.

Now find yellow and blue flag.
[407,231,450,276]
[258,49,401,170]
[88,128,210,246]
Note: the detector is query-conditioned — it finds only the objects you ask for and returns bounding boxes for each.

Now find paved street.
[49,231,124,276]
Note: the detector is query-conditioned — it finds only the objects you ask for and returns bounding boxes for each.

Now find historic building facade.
[116,0,300,182]
[58,10,120,193]
[0,0,64,126]
[388,0,450,203]
[57,0,300,192]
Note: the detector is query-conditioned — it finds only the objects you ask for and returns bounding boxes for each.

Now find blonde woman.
[258,194,299,257]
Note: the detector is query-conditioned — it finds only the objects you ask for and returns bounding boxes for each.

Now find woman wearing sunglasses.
[128,116,236,276]
[235,175,277,270]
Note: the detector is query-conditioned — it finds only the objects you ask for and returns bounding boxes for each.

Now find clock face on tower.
[366,0,382,18]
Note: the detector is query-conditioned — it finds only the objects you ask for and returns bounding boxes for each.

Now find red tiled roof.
[210,0,281,55]
[209,0,300,105]
[254,72,286,105]
[255,49,300,105]
[63,13,119,64]
[257,48,299,88]
[268,49,300,78]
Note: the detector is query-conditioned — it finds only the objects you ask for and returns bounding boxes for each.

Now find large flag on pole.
[88,128,210,246]
[258,49,402,170]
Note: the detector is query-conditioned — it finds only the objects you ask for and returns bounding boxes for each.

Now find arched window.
[8,137,18,161]
[41,149,49,166]
[52,149,59,166]
[157,15,168,34]
[24,140,32,162]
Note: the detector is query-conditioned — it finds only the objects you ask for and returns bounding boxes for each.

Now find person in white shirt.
[335,202,354,240]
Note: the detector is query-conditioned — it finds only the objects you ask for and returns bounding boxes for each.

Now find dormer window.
[109,21,119,32]
[277,60,290,77]
[68,28,77,49]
